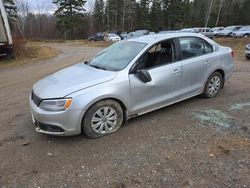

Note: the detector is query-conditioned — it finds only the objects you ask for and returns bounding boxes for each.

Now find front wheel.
[82,100,123,138]
[203,72,223,98]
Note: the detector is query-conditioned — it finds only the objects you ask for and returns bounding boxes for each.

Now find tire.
[243,34,249,38]
[246,56,250,60]
[82,100,123,138]
[203,72,223,98]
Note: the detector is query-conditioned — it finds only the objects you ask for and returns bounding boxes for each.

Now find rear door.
[177,37,214,97]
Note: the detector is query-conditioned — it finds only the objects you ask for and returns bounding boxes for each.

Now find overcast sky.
[16,0,96,14]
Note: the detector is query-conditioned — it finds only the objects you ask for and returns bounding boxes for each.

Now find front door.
[129,39,182,114]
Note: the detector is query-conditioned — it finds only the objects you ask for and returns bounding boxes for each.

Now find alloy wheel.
[91,107,118,134]
[208,75,221,96]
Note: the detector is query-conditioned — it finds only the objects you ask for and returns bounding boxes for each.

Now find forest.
[3,0,250,39]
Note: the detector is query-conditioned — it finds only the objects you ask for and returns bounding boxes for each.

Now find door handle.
[173,69,180,74]
[205,61,211,66]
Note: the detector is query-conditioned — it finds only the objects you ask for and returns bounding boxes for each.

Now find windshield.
[224,26,235,30]
[180,29,193,32]
[239,26,250,31]
[134,30,148,36]
[108,34,116,37]
[89,41,147,71]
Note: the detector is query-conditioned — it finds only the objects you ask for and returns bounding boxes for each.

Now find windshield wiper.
[89,64,107,70]
[84,61,107,70]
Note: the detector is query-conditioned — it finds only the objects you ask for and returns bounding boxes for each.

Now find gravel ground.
[0,43,249,188]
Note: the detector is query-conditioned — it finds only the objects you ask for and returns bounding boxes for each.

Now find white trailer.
[0,0,13,57]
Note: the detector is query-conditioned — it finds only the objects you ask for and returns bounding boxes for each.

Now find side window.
[133,40,176,71]
[179,37,213,60]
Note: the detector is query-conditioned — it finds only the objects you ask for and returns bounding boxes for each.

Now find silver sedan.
[30,33,234,138]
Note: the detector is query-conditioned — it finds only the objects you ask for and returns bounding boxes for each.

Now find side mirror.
[135,69,152,83]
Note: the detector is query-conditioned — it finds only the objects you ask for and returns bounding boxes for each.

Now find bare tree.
[205,0,213,27]
[215,0,223,26]
[122,0,126,30]
[16,0,30,38]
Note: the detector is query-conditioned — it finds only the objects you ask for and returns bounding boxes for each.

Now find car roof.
[225,25,242,27]
[128,33,205,45]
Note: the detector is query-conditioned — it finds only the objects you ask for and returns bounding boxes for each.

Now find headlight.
[39,98,72,111]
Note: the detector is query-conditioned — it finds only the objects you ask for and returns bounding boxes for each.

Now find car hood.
[33,63,117,99]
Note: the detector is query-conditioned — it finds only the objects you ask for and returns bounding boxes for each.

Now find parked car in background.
[217,26,242,37]
[195,27,214,39]
[211,27,224,36]
[120,32,127,39]
[30,33,234,138]
[104,33,121,42]
[179,28,199,33]
[108,30,120,35]
[125,32,134,39]
[246,44,250,59]
[232,26,250,38]
[126,30,150,39]
[88,32,104,41]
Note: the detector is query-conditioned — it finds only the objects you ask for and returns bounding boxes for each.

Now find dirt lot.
[0,40,249,188]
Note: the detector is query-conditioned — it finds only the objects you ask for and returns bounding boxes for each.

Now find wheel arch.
[80,96,129,132]
[215,69,225,79]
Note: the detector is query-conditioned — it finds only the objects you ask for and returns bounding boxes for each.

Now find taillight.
[231,51,234,58]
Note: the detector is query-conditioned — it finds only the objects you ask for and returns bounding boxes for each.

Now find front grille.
[35,121,65,133]
[31,92,42,106]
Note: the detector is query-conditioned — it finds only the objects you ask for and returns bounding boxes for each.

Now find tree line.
[3,0,250,40]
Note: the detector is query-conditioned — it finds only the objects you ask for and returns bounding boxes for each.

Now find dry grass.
[215,38,250,60]
[64,40,111,47]
[17,44,59,60]
[0,42,60,67]
[29,39,111,48]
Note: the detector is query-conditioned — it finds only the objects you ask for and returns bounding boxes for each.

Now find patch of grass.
[0,42,60,67]
[31,39,111,48]
[68,40,111,47]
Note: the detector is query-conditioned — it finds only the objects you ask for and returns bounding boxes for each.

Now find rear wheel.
[82,100,123,138]
[203,72,223,98]
[243,34,249,38]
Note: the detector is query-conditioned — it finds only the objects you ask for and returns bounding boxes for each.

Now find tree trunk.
[215,0,223,26]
